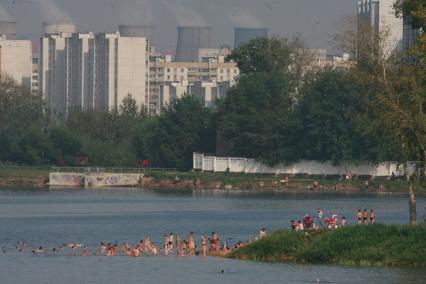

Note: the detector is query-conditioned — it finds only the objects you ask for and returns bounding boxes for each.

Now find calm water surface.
[0,188,425,284]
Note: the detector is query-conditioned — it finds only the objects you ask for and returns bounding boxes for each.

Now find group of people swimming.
[11,230,266,258]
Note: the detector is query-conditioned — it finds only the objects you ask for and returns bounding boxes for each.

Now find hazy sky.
[0,0,356,53]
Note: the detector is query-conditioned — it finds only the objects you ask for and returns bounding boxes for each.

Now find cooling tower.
[0,21,17,39]
[43,23,77,35]
[118,25,152,39]
[234,28,269,48]
[175,26,211,62]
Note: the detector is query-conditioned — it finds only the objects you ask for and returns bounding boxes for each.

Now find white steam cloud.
[117,0,152,25]
[0,2,13,20]
[163,0,206,26]
[229,8,263,28]
[38,0,72,22]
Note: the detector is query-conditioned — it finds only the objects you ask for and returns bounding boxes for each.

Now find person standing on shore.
[312,180,319,192]
[317,208,324,227]
[259,228,267,239]
[357,210,363,225]
[362,209,368,225]
[364,180,369,192]
[370,209,375,224]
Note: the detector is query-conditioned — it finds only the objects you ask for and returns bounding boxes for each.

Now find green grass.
[0,166,50,179]
[230,224,426,267]
[1,166,425,193]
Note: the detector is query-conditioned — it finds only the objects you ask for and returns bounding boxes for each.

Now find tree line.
[1,7,425,171]
[0,1,424,222]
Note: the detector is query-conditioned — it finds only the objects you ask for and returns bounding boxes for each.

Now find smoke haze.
[0,0,355,51]
[229,8,263,28]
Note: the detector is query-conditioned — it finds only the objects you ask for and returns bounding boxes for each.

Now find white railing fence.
[193,153,415,176]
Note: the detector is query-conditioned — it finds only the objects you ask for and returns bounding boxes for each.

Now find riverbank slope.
[0,167,423,193]
[230,224,426,267]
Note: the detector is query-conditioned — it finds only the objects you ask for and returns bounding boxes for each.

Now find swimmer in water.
[168,233,174,254]
[200,235,207,256]
[32,246,44,254]
[99,242,107,255]
[188,232,195,256]
[163,235,169,255]
[175,234,181,255]
[83,246,89,256]
[122,241,129,253]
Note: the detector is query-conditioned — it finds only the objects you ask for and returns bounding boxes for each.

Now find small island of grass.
[229,224,426,267]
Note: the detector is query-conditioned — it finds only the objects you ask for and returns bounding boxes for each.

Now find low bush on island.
[230,224,426,267]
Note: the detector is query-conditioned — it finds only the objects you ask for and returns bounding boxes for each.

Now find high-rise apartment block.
[0,21,32,89]
[0,37,32,89]
[39,24,149,114]
[94,32,148,111]
[357,0,403,56]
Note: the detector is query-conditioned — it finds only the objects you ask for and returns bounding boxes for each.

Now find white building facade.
[0,37,32,89]
[94,33,148,111]
[39,32,72,113]
[357,0,403,56]
[150,52,239,114]
[40,30,149,114]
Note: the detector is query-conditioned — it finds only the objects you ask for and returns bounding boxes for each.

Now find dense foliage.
[0,3,425,175]
[231,225,426,267]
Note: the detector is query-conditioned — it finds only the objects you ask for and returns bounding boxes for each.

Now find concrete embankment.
[49,172,143,188]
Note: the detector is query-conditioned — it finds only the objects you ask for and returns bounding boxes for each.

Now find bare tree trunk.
[404,162,417,225]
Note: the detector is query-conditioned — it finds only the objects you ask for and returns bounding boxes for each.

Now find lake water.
[0,188,425,284]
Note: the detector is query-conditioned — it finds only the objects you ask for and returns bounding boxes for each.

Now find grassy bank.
[0,166,50,187]
[0,166,424,193]
[230,224,426,267]
[144,170,423,193]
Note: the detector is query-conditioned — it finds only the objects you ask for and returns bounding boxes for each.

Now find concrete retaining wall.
[49,172,143,188]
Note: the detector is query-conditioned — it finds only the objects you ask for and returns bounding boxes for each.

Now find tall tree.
[294,68,373,163]
[133,95,215,170]
[120,93,139,118]
[216,70,295,165]
[227,36,293,74]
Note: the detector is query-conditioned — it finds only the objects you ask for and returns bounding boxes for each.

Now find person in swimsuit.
[32,246,44,254]
[200,235,207,256]
[168,233,174,254]
[83,246,89,256]
[163,235,169,255]
[341,216,347,226]
[362,209,368,225]
[175,234,181,255]
[370,209,375,224]
[259,228,267,239]
[188,232,195,256]
[356,210,363,225]
[122,242,129,253]
[181,241,187,256]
